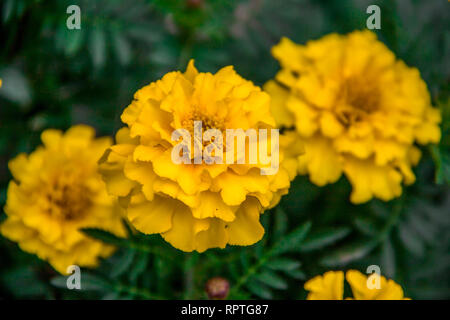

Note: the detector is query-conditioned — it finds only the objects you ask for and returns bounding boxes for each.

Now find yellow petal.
[343,157,403,203]
[226,197,264,246]
[305,271,344,300]
[127,195,175,234]
[298,135,342,186]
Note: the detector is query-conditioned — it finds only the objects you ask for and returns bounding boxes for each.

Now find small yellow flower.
[99,60,296,252]
[265,30,441,203]
[345,270,409,300]
[304,271,344,300]
[305,270,410,300]
[1,125,125,274]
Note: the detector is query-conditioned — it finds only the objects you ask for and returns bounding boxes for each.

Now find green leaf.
[266,258,301,271]
[253,271,288,290]
[270,221,311,256]
[129,252,149,282]
[50,276,68,289]
[353,217,380,236]
[380,237,395,278]
[113,32,132,65]
[320,239,378,267]
[246,280,273,299]
[398,224,425,257]
[2,267,48,298]
[81,228,127,246]
[240,250,250,271]
[51,273,111,292]
[2,0,15,23]
[111,249,136,278]
[283,268,306,280]
[89,29,106,68]
[65,29,85,56]
[273,207,288,240]
[300,227,351,252]
[79,274,112,291]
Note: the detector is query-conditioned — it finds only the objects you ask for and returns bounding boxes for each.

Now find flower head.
[265,30,441,203]
[1,125,125,274]
[99,60,296,252]
[304,270,409,300]
[345,270,409,300]
[304,270,344,300]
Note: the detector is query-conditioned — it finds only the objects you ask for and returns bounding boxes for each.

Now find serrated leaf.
[398,224,425,257]
[246,280,273,299]
[353,217,379,236]
[270,221,311,256]
[300,227,351,252]
[266,258,301,271]
[111,249,136,278]
[113,32,131,65]
[283,268,306,280]
[320,239,377,267]
[79,274,112,291]
[2,0,15,23]
[129,252,149,282]
[253,271,288,290]
[65,29,85,56]
[81,228,126,246]
[89,29,106,68]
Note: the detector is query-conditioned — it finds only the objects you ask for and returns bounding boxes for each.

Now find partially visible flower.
[99,60,297,252]
[0,125,125,274]
[345,270,410,300]
[304,270,410,300]
[265,30,441,203]
[205,277,230,299]
[304,271,344,300]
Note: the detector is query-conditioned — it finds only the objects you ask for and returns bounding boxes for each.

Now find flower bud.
[205,277,230,300]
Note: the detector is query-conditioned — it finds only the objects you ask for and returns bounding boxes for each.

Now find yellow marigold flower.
[99,60,296,252]
[345,270,410,300]
[305,270,410,300]
[265,30,441,203]
[304,270,344,300]
[1,125,125,274]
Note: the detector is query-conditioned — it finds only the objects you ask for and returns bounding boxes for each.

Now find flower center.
[182,109,225,134]
[335,75,380,125]
[45,176,92,221]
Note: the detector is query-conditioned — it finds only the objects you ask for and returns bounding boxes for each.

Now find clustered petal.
[305,270,410,300]
[99,60,296,252]
[265,30,441,203]
[0,125,125,274]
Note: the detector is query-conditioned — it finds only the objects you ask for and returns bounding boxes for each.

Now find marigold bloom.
[305,270,409,300]
[345,270,410,300]
[265,30,441,203]
[304,270,344,300]
[99,60,297,252]
[1,125,125,274]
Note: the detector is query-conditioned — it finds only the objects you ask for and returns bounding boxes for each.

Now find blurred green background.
[0,0,449,299]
